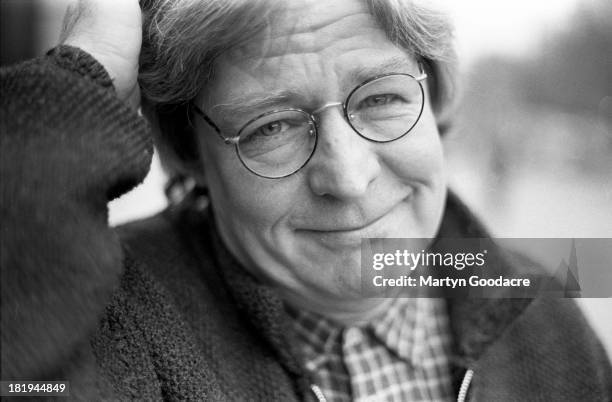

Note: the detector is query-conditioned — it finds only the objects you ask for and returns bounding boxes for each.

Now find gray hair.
[139,0,457,179]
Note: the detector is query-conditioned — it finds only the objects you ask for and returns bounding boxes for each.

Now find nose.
[306,107,381,200]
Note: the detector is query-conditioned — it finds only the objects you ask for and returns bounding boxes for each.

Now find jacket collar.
[436,192,534,368]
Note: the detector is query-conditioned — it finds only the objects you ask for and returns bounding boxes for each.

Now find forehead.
[201,0,417,113]
[228,0,386,59]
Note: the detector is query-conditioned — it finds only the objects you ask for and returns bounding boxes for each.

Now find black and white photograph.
[1,0,611,400]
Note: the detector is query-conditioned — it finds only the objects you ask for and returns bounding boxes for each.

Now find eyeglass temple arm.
[415,62,428,82]
[191,103,238,144]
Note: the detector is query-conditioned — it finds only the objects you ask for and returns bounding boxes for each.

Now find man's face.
[194,0,446,314]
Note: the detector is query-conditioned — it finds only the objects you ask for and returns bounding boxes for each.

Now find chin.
[285,249,362,298]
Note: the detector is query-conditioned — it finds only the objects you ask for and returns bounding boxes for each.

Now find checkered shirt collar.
[287,297,428,366]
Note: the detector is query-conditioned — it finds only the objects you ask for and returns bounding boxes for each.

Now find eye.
[361,94,403,108]
[256,120,286,136]
[239,111,314,147]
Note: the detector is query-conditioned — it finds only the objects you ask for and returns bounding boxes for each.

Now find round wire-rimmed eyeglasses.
[191,67,428,179]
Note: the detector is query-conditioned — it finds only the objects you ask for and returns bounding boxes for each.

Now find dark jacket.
[1,47,611,401]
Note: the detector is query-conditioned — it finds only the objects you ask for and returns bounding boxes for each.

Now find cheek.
[384,108,445,184]
[198,135,297,230]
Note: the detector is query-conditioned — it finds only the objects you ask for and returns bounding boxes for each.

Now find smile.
[296,195,412,248]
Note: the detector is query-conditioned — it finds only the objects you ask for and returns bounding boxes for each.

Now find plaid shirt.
[287,298,454,402]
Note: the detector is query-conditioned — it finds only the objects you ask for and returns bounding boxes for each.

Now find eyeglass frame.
[191,65,428,179]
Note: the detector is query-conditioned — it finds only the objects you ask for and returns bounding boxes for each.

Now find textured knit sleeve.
[0,46,153,380]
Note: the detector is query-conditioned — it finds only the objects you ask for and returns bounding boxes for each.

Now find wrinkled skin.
[194,0,447,323]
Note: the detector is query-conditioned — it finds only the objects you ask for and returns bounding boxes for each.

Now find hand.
[60,0,142,107]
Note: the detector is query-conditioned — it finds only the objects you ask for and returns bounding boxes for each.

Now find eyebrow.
[348,55,417,83]
[209,90,306,125]
[208,55,418,124]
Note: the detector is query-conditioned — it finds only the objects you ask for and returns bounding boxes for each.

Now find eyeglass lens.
[236,74,424,178]
[237,110,317,178]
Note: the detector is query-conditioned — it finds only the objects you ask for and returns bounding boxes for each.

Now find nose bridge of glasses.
[312,101,344,117]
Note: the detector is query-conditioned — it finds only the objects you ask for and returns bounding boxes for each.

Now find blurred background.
[1,0,610,355]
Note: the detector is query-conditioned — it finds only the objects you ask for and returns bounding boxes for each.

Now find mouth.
[307,214,382,233]
[296,195,411,248]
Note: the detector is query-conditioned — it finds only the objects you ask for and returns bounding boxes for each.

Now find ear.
[143,100,208,188]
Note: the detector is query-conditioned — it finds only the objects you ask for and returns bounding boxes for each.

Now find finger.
[59,1,82,43]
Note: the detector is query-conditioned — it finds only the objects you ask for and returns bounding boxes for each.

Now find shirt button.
[344,327,363,347]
